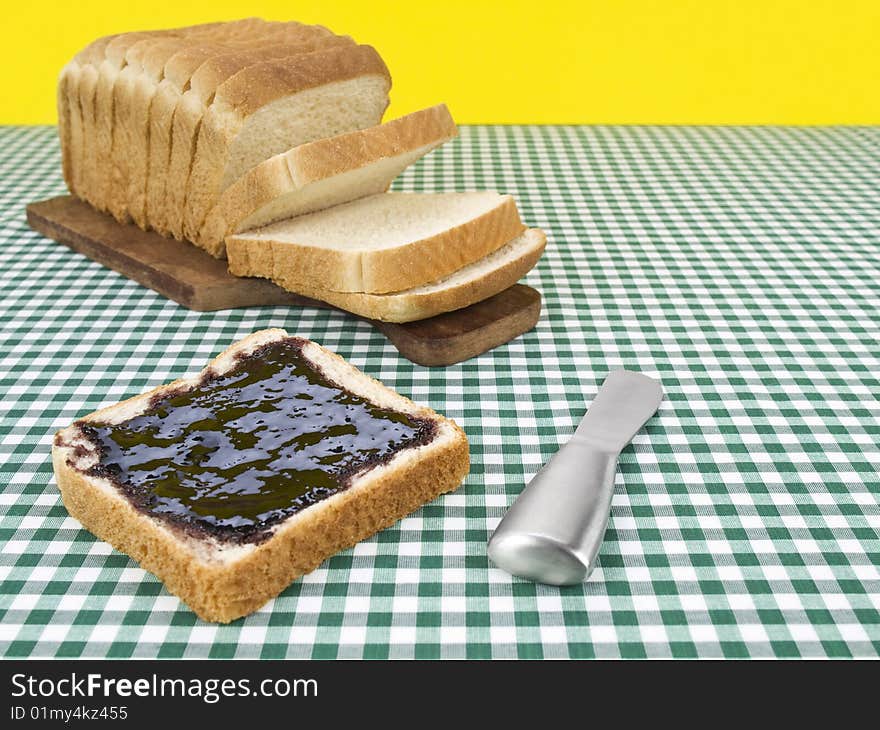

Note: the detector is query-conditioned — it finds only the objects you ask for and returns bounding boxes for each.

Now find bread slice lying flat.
[227,191,525,293]
[250,228,546,322]
[198,104,458,257]
[52,329,470,623]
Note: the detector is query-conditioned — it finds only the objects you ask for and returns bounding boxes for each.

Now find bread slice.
[58,36,111,196]
[179,45,391,243]
[262,228,546,322]
[198,104,458,257]
[52,329,470,623]
[163,36,357,239]
[107,36,192,222]
[58,57,91,196]
[227,191,526,292]
[58,33,118,197]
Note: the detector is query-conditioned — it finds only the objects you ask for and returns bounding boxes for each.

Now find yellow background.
[3,0,878,124]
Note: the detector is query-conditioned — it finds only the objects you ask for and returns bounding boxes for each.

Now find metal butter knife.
[487,370,663,585]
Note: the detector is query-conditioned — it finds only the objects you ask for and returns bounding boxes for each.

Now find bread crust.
[109,37,189,223]
[70,38,119,206]
[89,31,177,216]
[51,329,470,623]
[57,64,77,194]
[198,104,458,255]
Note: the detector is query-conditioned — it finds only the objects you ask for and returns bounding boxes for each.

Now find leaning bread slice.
[52,329,470,623]
[269,228,547,322]
[179,45,391,242]
[198,104,458,257]
[227,191,525,292]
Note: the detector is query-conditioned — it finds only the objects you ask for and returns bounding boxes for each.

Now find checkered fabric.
[0,125,878,659]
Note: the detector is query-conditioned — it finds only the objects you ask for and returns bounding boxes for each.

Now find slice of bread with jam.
[52,329,469,622]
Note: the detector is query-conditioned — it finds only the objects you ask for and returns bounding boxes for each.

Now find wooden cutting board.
[26,196,542,366]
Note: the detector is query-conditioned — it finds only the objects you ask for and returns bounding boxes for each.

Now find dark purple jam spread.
[76,338,434,544]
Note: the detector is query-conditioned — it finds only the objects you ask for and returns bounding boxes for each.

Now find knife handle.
[487,434,619,585]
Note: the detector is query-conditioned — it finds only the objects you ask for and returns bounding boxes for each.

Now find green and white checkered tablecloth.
[0,125,878,659]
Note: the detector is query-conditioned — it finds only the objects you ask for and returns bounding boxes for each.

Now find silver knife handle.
[487,434,619,585]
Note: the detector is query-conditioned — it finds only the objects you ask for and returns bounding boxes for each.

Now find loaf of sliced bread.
[71,20,267,214]
[198,104,458,257]
[110,22,325,225]
[59,22,358,219]
[163,36,357,239]
[227,192,525,292]
[179,45,391,242]
[56,21,546,326]
[52,329,470,622]
[265,228,547,322]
